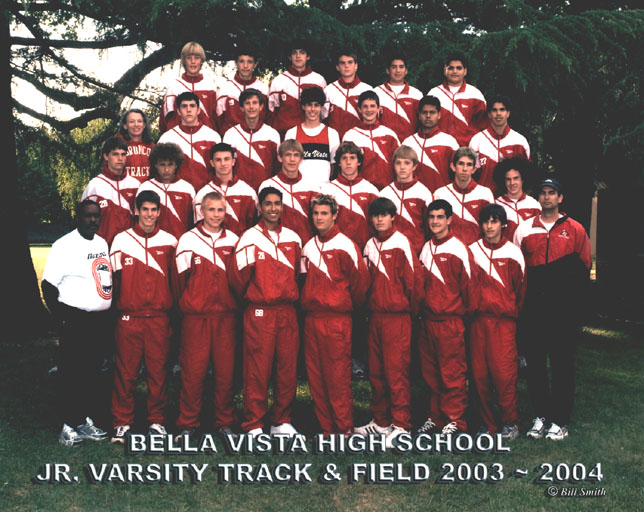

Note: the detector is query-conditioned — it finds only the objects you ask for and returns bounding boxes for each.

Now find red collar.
[486,124,511,139]
[181,73,203,83]
[277,170,302,184]
[196,222,227,239]
[212,174,238,187]
[481,238,507,250]
[376,227,396,242]
[318,224,340,242]
[441,80,467,94]
[500,192,526,203]
[102,165,126,181]
[337,76,361,89]
[336,174,362,186]
[394,178,417,191]
[288,66,312,77]
[356,120,380,130]
[234,73,257,86]
[432,232,454,246]
[132,223,160,238]
[384,81,410,94]
[417,126,441,139]
[257,219,282,235]
[178,123,203,134]
[452,179,478,194]
[152,176,179,185]
[239,119,264,133]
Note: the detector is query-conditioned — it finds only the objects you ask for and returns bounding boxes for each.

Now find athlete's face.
[123,112,145,141]
[289,49,310,72]
[104,148,127,175]
[428,209,451,239]
[278,149,303,176]
[504,169,524,199]
[419,104,440,131]
[236,55,257,80]
[451,156,476,186]
[386,59,408,85]
[136,201,160,232]
[201,198,226,232]
[394,157,417,183]
[241,95,263,122]
[339,152,360,180]
[336,55,358,82]
[178,100,200,127]
[371,212,394,234]
[155,159,177,184]
[259,193,283,227]
[77,203,101,240]
[184,54,203,76]
[211,151,236,182]
[302,101,322,123]
[489,102,510,129]
[482,217,504,244]
[359,98,379,125]
[538,186,562,212]
[444,60,467,86]
[312,204,337,236]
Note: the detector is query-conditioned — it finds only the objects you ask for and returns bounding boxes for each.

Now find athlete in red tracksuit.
[117,109,155,183]
[110,190,178,440]
[402,95,459,193]
[159,42,218,134]
[175,192,239,435]
[358,197,422,446]
[433,147,494,246]
[268,46,326,136]
[230,187,302,435]
[417,198,475,434]
[323,52,373,138]
[427,54,488,147]
[469,204,526,437]
[82,137,139,246]
[379,145,433,254]
[300,194,370,434]
[137,143,195,239]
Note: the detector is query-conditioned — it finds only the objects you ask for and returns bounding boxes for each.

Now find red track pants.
[177,313,237,430]
[470,315,518,433]
[242,304,299,432]
[368,313,412,430]
[417,316,467,431]
[304,312,353,434]
[112,314,170,427]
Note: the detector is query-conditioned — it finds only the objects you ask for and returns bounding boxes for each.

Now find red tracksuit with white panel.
[216,74,269,134]
[259,171,319,244]
[160,73,218,133]
[379,179,433,254]
[342,121,400,190]
[82,167,139,246]
[110,225,178,427]
[469,238,526,433]
[175,225,239,430]
[375,81,423,142]
[427,81,488,147]
[268,66,327,135]
[117,136,154,183]
[323,77,373,138]
[230,221,302,431]
[434,180,494,246]
[223,121,280,191]
[157,123,221,192]
[137,177,195,239]
[418,232,475,431]
[364,228,422,430]
[300,225,370,433]
[469,125,530,191]
[284,124,341,188]
[402,128,459,193]
[193,176,258,236]
[321,174,379,251]
[495,193,541,242]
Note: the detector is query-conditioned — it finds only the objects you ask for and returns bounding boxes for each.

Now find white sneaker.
[441,421,459,435]
[545,423,569,441]
[76,417,107,441]
[354,419,393,436]
[246,427,263,437]
[149,423,168,435]
[417,418,438,434]
[111,425,131,444]
[526,417,546,439]
[270,423,301,437]
[385,425,409,449]
[59,424,84,447]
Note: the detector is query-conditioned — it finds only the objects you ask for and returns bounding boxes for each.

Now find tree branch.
[13,99,118,130]
[10,36,141,49]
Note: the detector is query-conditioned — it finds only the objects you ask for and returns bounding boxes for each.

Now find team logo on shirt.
[228,99,235,105]
[92,257,112,300]
[439,257,448,262]
[233,199,240,203]
[195,256,202,264]
[559,230,570,239]
[281,93,287,101]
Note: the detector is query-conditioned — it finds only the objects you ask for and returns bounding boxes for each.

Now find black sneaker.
[76,417,108,441]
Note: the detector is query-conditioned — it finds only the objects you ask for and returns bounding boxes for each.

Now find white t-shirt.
[43,229,113,312]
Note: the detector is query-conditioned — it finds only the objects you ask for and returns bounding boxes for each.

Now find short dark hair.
[239,88,264,106]
[136,190,161,210]
[427,199,453,218]
[444,52,468,69]
[478,203,507,226]
[76,199,100,218]
[419,95,441,111]
[358,90,379,108]
[368,197,397,218]
[258,186,282,204]
[386,54,407,68]
[210,142,236,159]
[487,94,512,113]
[332,141,364,180]
[288,40,310,56]
[235,47,257,61]
[494,157,530,193]
[118,109,153,143]
[337,50,358,64]
[102,136,128,155]
[149,143,184,169]
[300,87,326,106]
[176,91,200,109]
